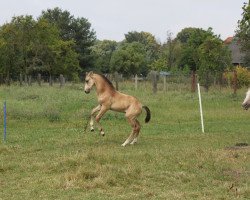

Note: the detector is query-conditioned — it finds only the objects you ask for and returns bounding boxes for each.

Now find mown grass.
[0,83,249,200]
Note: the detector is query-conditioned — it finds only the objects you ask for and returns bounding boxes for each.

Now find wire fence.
[0,70,239,94]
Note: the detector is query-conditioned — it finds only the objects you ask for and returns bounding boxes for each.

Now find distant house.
[224,36,245,66]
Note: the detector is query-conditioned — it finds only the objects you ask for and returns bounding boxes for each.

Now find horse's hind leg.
[122,117,137,147]
[90,105,101,131]
[130,119,141,145]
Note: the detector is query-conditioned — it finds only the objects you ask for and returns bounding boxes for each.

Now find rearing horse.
[84,71,151,146]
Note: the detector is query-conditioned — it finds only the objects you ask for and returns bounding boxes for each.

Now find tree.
[236,1,250,66]
[177,27,214,71]
[10,15,36,79]
[110,42,147,76]
[176,27,199,44]
[0,22,21,83]
[157,31,182,71]
[90,40,117,73]
[40,7,96,70]
[32,18,79,82]
[197,37,231,91]
[125,31,160,65]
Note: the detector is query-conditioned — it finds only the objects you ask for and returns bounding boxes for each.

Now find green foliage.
[236,66,250,87]
[176,27,199,44]
[197,37,231,90]
[40,7,96,69]
[0,13,81,81]
[0,8,239,81]
[160,32,182,71]
[90,40,118,73]
[225,66,250,88]
[110,42,147,76]
[177,28,215,71]
[125,31,160,68]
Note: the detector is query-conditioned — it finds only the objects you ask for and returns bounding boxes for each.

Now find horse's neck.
[94,76,113,96]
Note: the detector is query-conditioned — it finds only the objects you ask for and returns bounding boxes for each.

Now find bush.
[224,66,250,88]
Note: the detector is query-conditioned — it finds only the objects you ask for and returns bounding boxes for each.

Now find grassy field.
[0,83,249,200]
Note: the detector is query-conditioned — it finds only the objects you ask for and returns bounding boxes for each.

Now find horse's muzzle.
[85,90,90,94]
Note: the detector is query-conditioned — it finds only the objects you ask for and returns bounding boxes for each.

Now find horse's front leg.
[95,106,109,136]
[90,105,101,131]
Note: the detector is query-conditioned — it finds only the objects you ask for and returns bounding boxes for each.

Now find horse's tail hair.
[142,106,151,123]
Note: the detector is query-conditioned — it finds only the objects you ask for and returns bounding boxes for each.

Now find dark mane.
[98,74,115,90]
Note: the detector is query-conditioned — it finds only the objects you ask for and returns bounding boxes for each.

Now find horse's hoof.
[90,127,94,132]
[100,131,105,136]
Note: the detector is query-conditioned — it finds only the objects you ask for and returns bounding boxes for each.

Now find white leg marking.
[130,137,137,145]
[121,139,130,147]
[100,131,105,136]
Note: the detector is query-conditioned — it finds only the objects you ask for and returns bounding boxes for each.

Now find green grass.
[0,83,249,199]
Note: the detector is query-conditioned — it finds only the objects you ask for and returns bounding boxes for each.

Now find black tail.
[142,106,151,123]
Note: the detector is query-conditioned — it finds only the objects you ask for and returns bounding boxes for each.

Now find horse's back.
[110,91,142,113]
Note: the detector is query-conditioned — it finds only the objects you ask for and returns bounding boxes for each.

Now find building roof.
[224,37,233,44]
[225,37,244,65]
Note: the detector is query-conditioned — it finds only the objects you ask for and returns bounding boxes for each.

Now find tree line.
[0,3,249,90]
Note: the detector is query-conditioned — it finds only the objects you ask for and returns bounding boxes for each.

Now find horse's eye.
[85,80,89,83]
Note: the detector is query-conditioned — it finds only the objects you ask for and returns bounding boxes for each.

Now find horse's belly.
[110,102,127,112]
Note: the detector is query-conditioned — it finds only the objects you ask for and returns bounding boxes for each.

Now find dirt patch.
[224,143,249,150]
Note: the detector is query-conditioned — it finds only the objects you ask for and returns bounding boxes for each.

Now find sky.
[0,0,247,42]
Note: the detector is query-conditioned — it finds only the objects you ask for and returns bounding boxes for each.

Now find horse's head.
[84,71,95,94]
[242,89,250,110]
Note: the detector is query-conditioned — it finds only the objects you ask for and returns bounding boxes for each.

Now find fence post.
[19,73,23,86]
[152,71,158,94]
[163,75,166,92]
[24,74,28,85]
[3,101,7,142]
[59,74,65,88]
[49,75,53,86]
[233,70,237,94]
[6,72,10,86]
[114,72,119,90]
[0,74,3,85]
[135,74,138,90]
[28,75,32,86]
[37,74,42,86]
[197,83,205,133]
[191,71,196,92]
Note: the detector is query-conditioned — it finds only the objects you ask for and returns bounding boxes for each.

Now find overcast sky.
[0,0,247,42]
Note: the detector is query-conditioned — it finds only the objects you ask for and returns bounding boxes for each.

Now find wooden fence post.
[233,70,237,94]
[114,72,119,90]
[191,71,196,92]
[0,74,3,85]
[28,75,32,86]
[37,74,41,86]
[19,73,23,86]
[6,72,10,86]
[135,74,138,90]
[59,74,65,88]
[24,74,27,85]
[151,71,158,94]
[49,75,53,86]
[163,75,166,92]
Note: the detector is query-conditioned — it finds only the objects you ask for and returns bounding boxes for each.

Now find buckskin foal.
[84,71,151,146]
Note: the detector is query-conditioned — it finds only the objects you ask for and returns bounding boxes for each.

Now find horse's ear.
[89,71,94,77]
[85,71,93,77]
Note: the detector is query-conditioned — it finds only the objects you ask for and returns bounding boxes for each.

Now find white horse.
[242,89,250,110]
